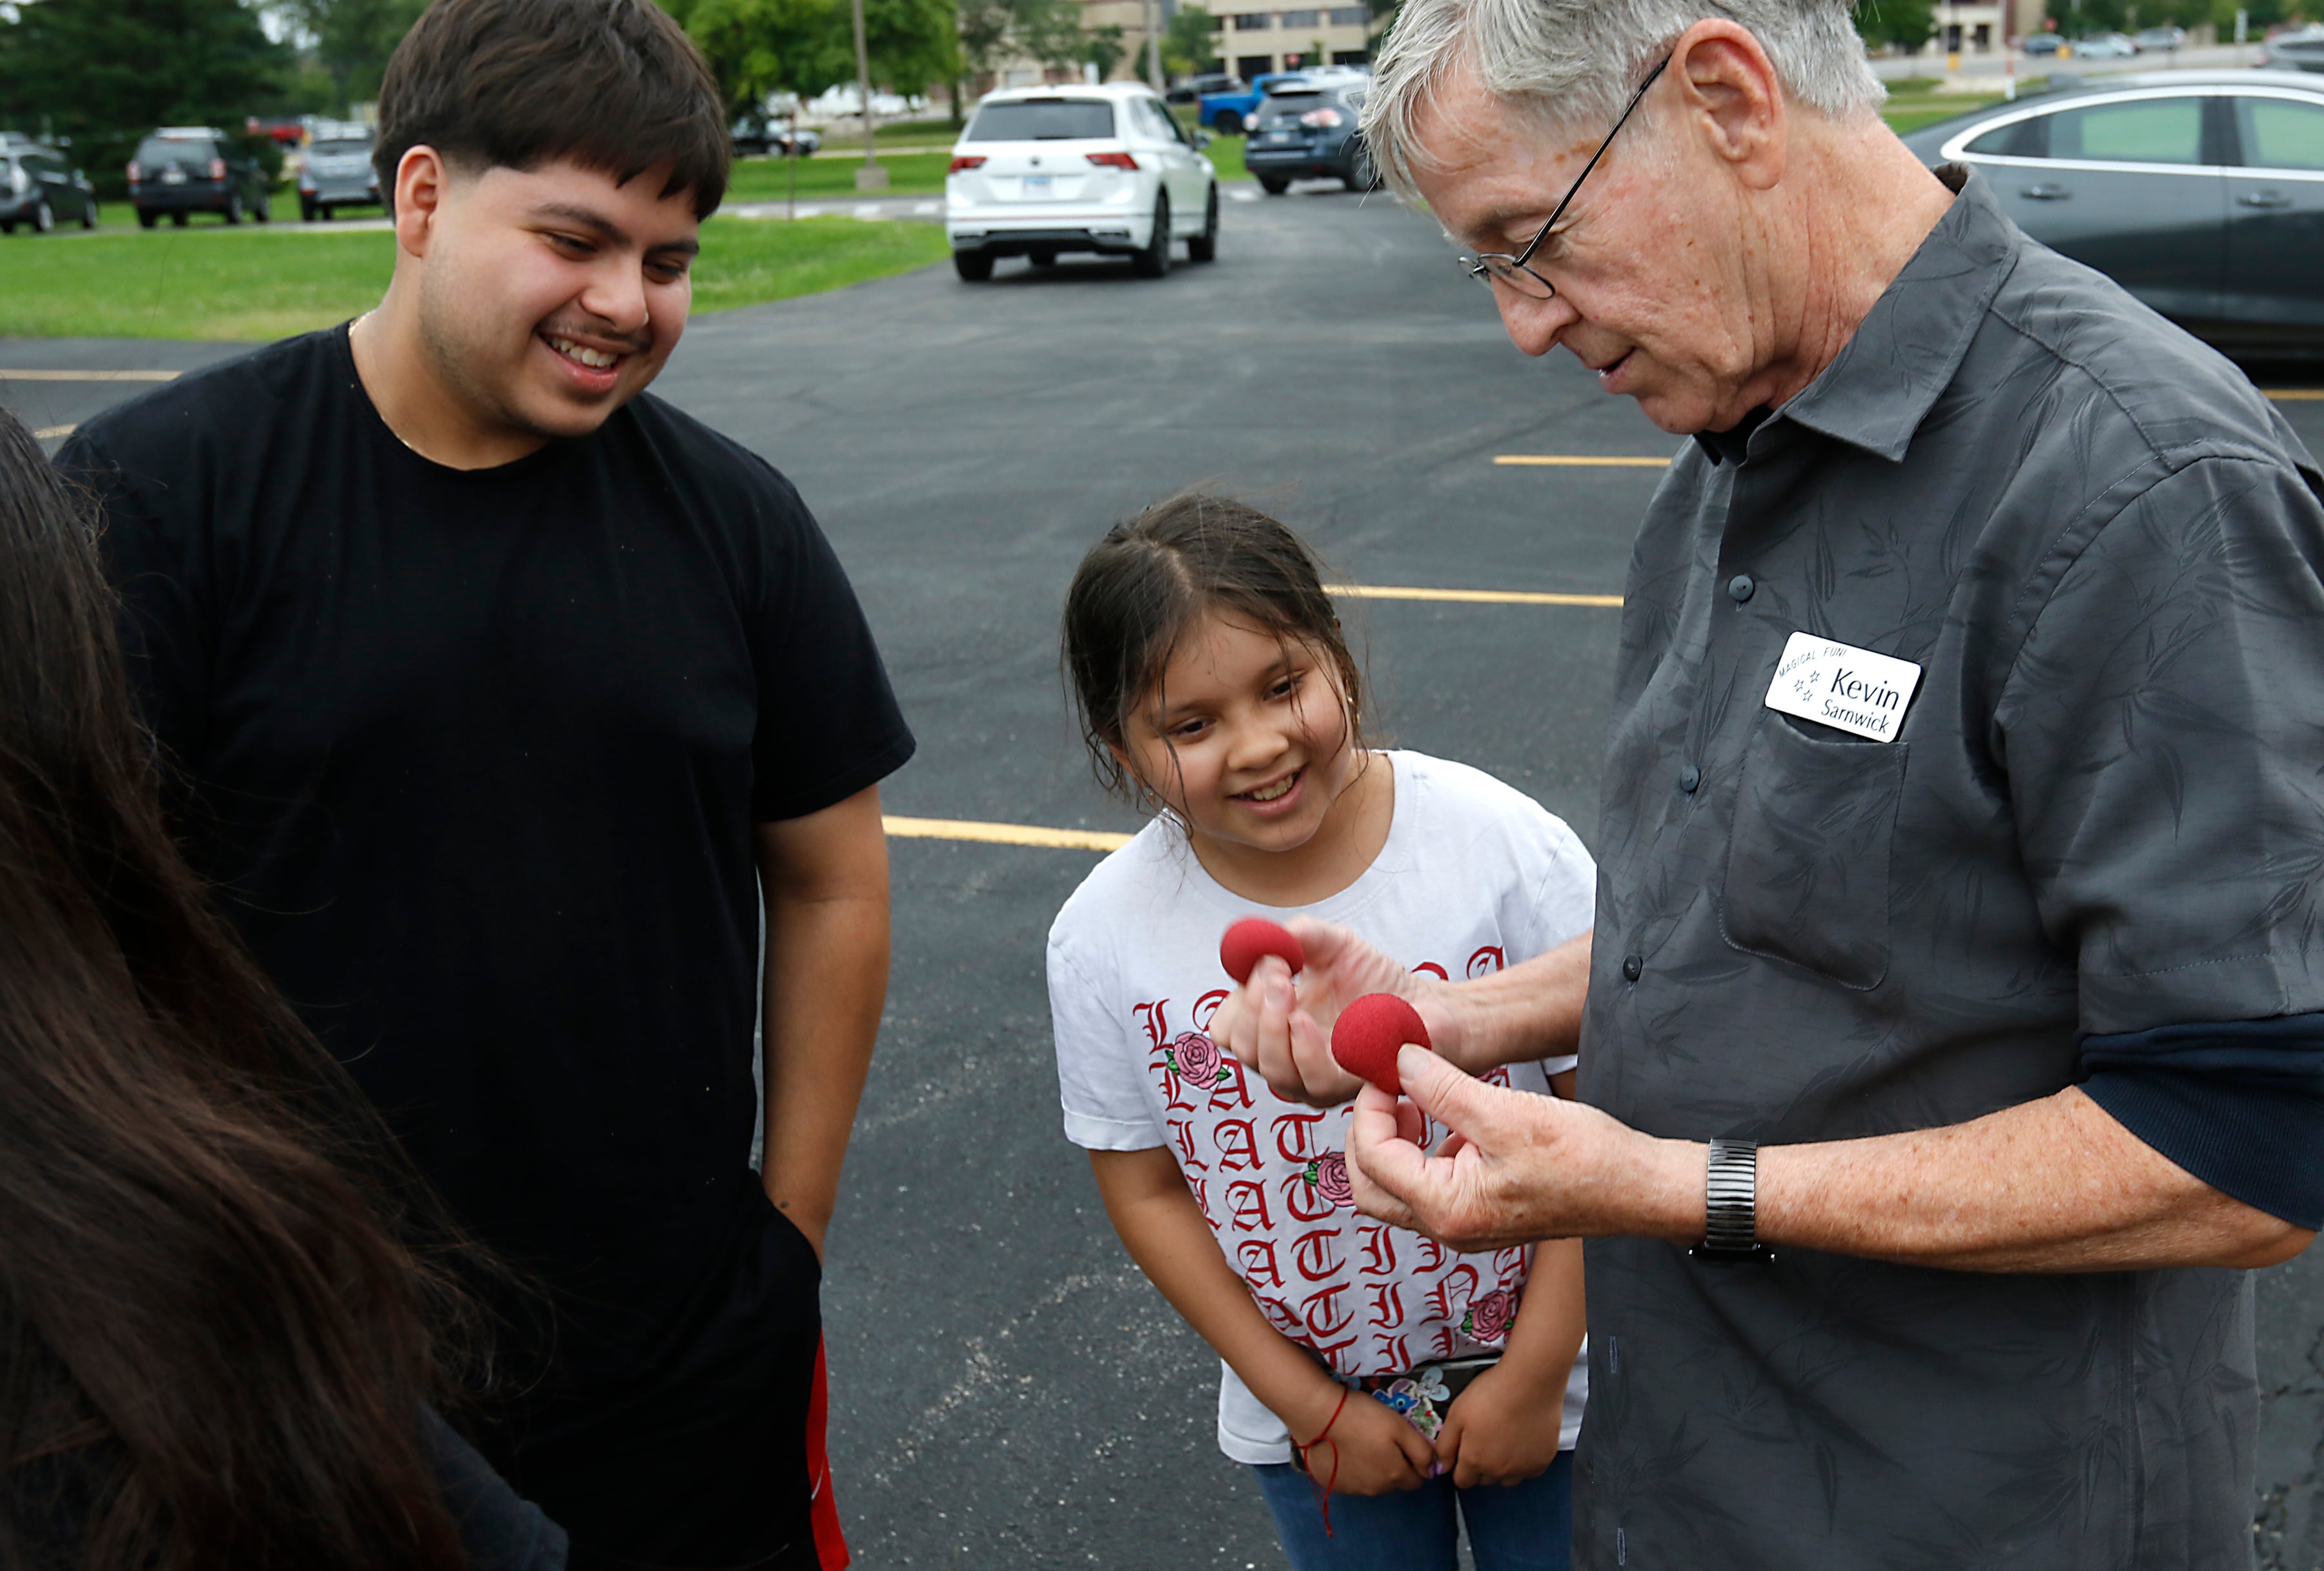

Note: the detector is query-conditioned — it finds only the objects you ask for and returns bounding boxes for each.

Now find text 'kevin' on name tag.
[1763,632,1922,743]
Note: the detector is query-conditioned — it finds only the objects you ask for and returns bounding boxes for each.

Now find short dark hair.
[375,0,729,218]
[1061,493,1368,804]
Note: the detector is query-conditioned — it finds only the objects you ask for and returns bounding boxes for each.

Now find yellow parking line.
[34,423,74,440]
[2266,389,2324,401]
[883,815,1132,851]
[1494,454,1672,467]
[1329,583,1624,608]
[0,369,181,381]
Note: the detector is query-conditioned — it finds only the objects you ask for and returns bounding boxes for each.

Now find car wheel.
[1259,176,1290,196]
[81,197,96,228]
[1344,141,1376,193]
[1029,249,1057,267]
[301,199,318,221]
[1132,192,1172,278]
[0,221,13,236]
[255,191,270,222]
[320,205,333,222]
[1188,184,1219,262]
[225,191,243,224]
[170,210,187,227]
[1218,110,1244,136]
[137,207,157,229]
[953,249,994,281]
[33,200,52,234]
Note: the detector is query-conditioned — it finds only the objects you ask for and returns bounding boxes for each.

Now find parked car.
[1167,72,1239,106]
[128,128,270,227]
[2023,32,2065,56]
[2071,32,2139,59]
[946,83,1219,280]
[1245,77,1372,193]
[0,137,97,232]
[732,116,822,156]
[1196,72,1304,134]
[1902,70,2324,354]
[298,132,380,221]
[2133,24,2188,50]
[2257,23,2324,72]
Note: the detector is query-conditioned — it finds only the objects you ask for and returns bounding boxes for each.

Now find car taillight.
[1086,152,1139,170]
[1299,107,1344,128]
[127,160,142,182]
[209,158,226,180]
[948,155,986,173]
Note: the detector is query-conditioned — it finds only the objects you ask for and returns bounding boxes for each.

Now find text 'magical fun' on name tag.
[1763,632,1922,743]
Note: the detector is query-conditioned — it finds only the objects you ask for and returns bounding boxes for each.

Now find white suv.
[946,82,1218,281]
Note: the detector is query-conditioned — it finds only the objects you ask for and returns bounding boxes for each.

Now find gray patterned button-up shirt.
[1573,168,2324,1569]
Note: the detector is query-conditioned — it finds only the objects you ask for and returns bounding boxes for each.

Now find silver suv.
[299,131,382,222]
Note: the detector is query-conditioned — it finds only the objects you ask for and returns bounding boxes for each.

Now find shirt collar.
[1695,165,2016,467]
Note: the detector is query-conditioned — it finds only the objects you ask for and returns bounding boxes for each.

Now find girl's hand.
[1294,1386,1436,1497]
[1212,918,1446,1108]
[1433,1361,1567,1488]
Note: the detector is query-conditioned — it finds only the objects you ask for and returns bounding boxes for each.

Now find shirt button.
[1677,764,1702,794]
[1727,574,1756,604]
[1621,953,1643,982]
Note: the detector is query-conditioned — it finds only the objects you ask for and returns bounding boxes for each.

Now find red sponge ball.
[1221,918,1306,985]
[1332,993,1431,1096]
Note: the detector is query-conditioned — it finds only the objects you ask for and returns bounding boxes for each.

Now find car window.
[136,136,214,165]
[2044,97,2204,165]
[965,99,1116,141]
[1964,114,2044,157]
[312,139,372,157]
[1151,101,1189,144]
[2235,95,2324,171]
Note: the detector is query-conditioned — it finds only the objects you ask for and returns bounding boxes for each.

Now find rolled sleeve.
[1998,454,2324,1035]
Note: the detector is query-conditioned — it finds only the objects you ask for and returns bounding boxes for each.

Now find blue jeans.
[1250,1450,1573,1571]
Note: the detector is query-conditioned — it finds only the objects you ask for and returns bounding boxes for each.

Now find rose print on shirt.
[1303,1150,1355,1210]
[1462,1286,1517,1344]
[1167,1031,1228,1087]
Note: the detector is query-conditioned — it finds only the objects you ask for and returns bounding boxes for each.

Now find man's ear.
[1668,19,1788,192]
[392,145,452,257]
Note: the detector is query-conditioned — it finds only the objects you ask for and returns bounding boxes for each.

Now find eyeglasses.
[1457,54,1671,301]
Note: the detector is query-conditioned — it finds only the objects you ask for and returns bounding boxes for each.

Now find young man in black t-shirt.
[60,2,912,1566]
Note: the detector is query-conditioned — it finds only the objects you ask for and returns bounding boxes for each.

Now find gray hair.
[1363,0,1884,197]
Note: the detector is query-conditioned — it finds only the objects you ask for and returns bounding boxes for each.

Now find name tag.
[1764,632,1922,743]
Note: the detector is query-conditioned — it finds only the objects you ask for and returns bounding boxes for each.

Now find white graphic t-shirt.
[1046,751,1595,1464]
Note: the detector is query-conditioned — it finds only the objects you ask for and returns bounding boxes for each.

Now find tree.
[1080,20,1125,79]
[274,0,424,109]
[1855,0,1935,52]
[862,0,957,97]
[0,0,290,190]
[1161,2,1218,76]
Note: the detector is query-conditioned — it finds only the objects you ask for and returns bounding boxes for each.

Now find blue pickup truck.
[1195,72,1305,134]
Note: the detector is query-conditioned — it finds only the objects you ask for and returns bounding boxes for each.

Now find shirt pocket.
[1717,713,1908,990]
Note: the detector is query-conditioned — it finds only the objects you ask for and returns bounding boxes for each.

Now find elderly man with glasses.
[1207,0,2324,1565]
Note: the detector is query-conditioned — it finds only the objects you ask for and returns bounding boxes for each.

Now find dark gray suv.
[0,139,97,233]
[1245,77,1372,194]
[1905,70,2324,355]
[129,127,271,227]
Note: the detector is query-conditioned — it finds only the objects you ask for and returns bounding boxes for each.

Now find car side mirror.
[1194,128,1214,148]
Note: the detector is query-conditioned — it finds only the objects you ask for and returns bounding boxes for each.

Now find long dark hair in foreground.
[0,408,471,1570]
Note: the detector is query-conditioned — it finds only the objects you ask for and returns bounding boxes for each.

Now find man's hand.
[1346,1048,1701,1251]
[1292,1385,1436,1497]
[1208,918,1448,1106]
[1434,1361,1566,1488]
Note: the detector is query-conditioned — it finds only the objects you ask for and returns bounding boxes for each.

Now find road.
[7,184,2323,1570]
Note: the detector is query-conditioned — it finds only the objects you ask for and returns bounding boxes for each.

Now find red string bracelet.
[1292,1386,1352,1539]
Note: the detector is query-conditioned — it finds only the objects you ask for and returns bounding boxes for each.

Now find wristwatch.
[1690,1137,1771,1262]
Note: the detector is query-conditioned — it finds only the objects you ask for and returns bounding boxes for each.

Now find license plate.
[1023,174,1051,191]
[161,167,186,183]
[1266,131,1297,143]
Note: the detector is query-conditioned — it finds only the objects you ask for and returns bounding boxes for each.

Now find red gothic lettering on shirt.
[1411,1235,1445,1271]
[1356,1224,1399,1276]
[1192,988,1230,1031]
[1168,1117,1206,1170]
[1493,1245,1527,1279]
[1239,1240,1286,1289]
[1365,1281,1405,1328]
[1292,1227,1345,1281]
[1427,1325,1458,1361]
[1371,1332,1412,1372]
[1153,1049,1199,1113]
[1427,1262,1481,1321]
[1214,1118,1261,1171]
[1301,1282,1356,1341]
[1466,945,1505,978]
[1281,1170,1338,1223]
[1208,1056,1255,1113]
[1273,1110,1330,1163]
[1412,961,1449,981]
[1188,1177,1213,1224]
[1132,998,1171,1048]
[1223,1179,1274,1232]
[1480,1065,1513,1089]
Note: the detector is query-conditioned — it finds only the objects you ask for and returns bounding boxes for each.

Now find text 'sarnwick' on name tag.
[1763,631,1922,743]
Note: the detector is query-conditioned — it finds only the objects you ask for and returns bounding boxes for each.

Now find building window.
[1232,12,1271,28]
[1280,8,1320,25]
[1237,52,1275,75]
[1328,7,1367,24]
[1332,48,1368,63]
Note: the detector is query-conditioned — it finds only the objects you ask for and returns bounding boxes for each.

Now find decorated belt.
[1289,1355,1500,1472]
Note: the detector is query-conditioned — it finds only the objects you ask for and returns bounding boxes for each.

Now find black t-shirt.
[61,326,914,1404]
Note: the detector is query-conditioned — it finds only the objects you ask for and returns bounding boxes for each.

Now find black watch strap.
[1691,1137,1770,1262]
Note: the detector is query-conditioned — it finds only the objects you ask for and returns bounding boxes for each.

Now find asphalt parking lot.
[8,181,2324,1570]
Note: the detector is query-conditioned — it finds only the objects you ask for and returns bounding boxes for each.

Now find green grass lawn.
[1879,79,2043,135]
[0,214,948,340]
[726,151,952,202]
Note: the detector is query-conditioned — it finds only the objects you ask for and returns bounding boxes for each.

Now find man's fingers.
[1396,1046,1511,1157]
[1345,1083,1438,1231]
